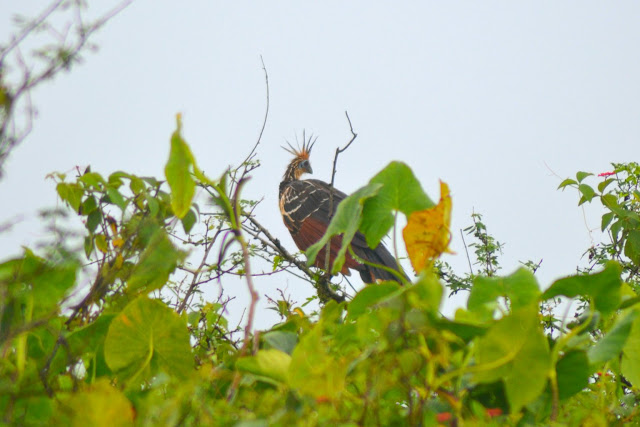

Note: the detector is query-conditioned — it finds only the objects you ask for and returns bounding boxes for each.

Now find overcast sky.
[2,1,640,327]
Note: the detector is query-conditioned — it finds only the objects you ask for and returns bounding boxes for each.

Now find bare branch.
[0,0,134,176]
[244,214,346,303]
[323,111,358,273]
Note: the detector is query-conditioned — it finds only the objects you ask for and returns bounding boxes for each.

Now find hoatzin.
[279,136,406,284]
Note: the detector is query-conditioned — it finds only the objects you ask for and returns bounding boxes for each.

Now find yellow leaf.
[403,180,453,273]
[115,253,124,269]
[95,234,109,254]
[112,237,124,249]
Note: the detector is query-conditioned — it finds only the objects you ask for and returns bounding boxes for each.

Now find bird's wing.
[281,179,369,248]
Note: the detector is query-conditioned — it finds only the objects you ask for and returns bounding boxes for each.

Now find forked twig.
[323,111,358,273]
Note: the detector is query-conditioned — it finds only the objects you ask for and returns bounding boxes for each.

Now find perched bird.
[279,135,406,284]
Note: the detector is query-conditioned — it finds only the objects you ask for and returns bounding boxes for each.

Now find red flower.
[598,171,615,177]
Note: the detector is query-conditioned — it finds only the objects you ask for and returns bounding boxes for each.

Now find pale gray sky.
[2,1,640,326]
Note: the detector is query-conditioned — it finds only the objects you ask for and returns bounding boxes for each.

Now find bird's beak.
[303,163,313,174]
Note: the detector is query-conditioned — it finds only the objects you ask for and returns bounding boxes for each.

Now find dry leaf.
[403,180,453,273]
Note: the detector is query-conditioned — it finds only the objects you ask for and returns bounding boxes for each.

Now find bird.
[279,134,407,284]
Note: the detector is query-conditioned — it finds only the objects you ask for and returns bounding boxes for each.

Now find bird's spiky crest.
[282,130,317,160]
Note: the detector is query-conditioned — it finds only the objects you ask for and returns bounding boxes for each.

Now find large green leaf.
[306,183,382,274]
[541,262,622,315]
[624,230,640,266]
[346,282,401,320]
[288,326,348,398]
[467,268,540,322]
[588,309,639,364]
[1,250,79,316]
[127,229,184,293]
[164,115,196,219]
[556,350,589,400]
[55,379,134,426]
[66,314,115,378]
[104,296,192,386]
[262,331,298,355]
[406,271,443,314]
[236,349,291,383]
[473,305,551,413]
[361,161,434,248]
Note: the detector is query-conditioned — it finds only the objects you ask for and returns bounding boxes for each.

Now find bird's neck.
[282,161,299,183]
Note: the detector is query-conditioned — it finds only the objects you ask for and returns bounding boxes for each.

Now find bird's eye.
[300,160,308,168]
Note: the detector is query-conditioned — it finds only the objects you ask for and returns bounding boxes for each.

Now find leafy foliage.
[2,118,640,425]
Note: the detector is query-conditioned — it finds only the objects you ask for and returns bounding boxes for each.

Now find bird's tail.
[353,243,410,284]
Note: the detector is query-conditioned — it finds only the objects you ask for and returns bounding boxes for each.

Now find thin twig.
[323,111,358,273]
[177,221,222,314]
[0,0,134,175]
[0,0,65,61]
[460,229,474,276]
[244,215,345,303]
[240,56,269,169]
[229,57,270,196]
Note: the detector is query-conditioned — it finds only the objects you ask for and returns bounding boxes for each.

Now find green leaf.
[624,230,640,266]
[578,184,596,205]
[288,326,348,398]
[601,211,615,231]
[87,209,102,233]
[436,317,487,342]
[106,187,127,210]
[556,350,589,400]
[181,209,197,234]
[127,230,184,293]
[622,311,640,387]
[55,379,134,426]
[67,314,116,379]
[79,172,105,189]
[557,178,577,190]
[346,282,401,320]
[305,183,382,273]
[3,250,79,315]
[576,171,593,183]
[262,331,298,355]
[80,195,98,216]
[473,305,551,413]
[164,115,196,219]
[588,310,639,364]
[602,194,640,222]
[129,176,145,195]
[236,349,292,383]
[597,178,614,193]
[407,271,443,314]
[467,268,541,322]
[361,161,434,247]
[104,296,192,385]
[95,234,109,253]
[541,262,622,316]
[56,182,83,211]
[108,171,130,187]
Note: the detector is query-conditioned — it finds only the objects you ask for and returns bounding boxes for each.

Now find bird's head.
[283,132,316,180]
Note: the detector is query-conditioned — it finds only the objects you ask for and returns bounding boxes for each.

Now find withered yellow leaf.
[403,180,453,273]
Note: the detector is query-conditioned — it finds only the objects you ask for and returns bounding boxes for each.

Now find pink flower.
[598,171,615,177]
